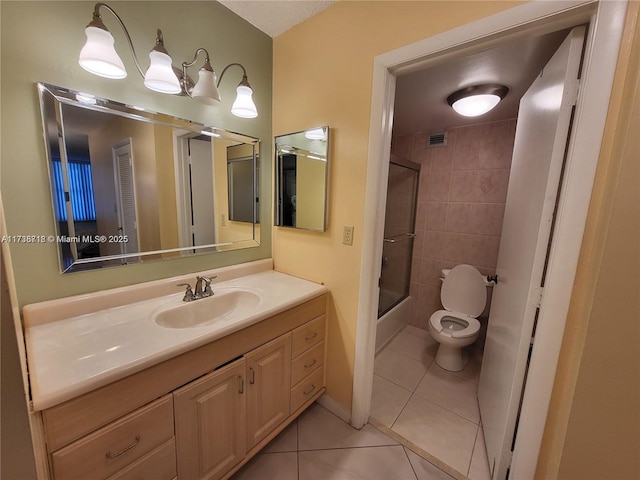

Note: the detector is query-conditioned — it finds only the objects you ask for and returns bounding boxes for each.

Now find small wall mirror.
[38,83,260,273]
[275,127,329,231]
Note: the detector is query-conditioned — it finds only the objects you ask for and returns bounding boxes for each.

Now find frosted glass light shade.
[191,69,221,105]
[451,94,501,117]
[231,85,258,118]
[78,26,127,79]
[143,50,181,94]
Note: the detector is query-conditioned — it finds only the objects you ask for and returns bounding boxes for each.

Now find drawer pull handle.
[249,367,255,384]
[239,376,245,394]
[105,435,140,459]
[304,359,317,369]
[305,331,318,341]
[303,384,316,395]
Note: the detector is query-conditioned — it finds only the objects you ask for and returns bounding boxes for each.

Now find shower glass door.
[378,156,420,317]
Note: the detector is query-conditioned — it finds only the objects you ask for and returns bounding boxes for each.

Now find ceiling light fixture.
[447,84,508,117]
[78,2,258,118]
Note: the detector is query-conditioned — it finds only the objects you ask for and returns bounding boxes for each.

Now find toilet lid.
[441,264,487,318]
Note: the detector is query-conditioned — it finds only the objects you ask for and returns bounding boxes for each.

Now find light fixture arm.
[89,2,145,78]
[217,62,251,88]
[181,48,212,98]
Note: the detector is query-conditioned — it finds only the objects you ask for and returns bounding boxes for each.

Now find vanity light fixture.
[447,84,508,117]
[78,2,258,118]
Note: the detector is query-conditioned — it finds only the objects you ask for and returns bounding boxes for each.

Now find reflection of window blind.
[52,159,96,221]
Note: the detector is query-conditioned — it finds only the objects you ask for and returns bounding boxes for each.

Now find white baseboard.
[317,393,352,425]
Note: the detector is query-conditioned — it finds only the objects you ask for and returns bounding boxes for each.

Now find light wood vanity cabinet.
[246,333,292,449]
[42,294,327,480]
[291,316,326,412]
[174,359,247,480]
[50,395,176,480]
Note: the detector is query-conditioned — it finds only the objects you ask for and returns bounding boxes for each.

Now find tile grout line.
[402,445,421,480]
[467,423,482,479]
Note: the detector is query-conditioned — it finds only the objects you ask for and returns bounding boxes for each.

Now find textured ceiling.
[218,0,337,37]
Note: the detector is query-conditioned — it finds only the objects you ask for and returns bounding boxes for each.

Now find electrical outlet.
[221,214,227,226]
[343,225,354,246]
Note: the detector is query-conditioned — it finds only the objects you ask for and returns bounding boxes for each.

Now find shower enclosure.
[376,154,420,351]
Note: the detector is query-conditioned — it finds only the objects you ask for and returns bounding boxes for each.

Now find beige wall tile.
[428,171,452,202]
[426,202,448,231]
[449,171,477,202]
[474,169,510,203]
[446,203,471,233]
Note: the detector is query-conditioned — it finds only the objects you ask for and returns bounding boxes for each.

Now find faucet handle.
[177,283,195,302]
[202,276,216,297]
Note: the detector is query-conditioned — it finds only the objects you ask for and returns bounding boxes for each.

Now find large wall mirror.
[275,127,329,232]
[38,83,260,273]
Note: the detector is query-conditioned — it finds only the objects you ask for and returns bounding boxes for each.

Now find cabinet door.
[246,333,292,448]
[173,358,246,480]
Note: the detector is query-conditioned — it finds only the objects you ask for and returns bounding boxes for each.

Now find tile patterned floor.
[232,324,491,480]
[371,325,491,480]
[232,401,454,480]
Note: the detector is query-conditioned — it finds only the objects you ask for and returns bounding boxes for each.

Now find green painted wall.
[0,1,273,308]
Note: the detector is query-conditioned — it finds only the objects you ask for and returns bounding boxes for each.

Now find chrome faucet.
[194,276,212,298]
[177,276,217,302]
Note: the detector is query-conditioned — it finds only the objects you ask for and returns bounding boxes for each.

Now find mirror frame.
[274,126,330,232]
[37,82,261,273]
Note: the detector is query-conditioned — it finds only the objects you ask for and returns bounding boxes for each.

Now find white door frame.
[352,1,627,478]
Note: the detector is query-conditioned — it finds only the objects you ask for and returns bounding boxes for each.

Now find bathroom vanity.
[23,260,328,480]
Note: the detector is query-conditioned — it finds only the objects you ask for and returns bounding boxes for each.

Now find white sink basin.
[153,288,262,329]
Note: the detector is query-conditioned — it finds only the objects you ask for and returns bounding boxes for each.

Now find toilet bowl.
[428,264,486,372]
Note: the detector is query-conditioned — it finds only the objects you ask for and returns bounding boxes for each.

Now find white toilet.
[428,264,487,372]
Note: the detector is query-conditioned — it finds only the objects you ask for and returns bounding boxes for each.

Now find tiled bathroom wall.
[391,119,517,330]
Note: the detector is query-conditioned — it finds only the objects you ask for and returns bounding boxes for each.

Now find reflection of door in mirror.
[174,133,217,254]
[112,141,140,263]
[189,138,216,249]
[227,143,258,224]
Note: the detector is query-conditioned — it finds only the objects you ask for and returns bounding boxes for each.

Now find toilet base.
[434,344,468,372]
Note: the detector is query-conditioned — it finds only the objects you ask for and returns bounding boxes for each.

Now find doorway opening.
[351,2,626,480]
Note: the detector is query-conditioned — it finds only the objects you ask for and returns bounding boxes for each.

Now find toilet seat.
[429,310,480,339]
[441,264,487,317]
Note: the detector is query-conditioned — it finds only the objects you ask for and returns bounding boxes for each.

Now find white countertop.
[25,270,326,411]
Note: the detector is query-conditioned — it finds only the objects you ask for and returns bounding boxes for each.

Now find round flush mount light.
[447,84,509,117]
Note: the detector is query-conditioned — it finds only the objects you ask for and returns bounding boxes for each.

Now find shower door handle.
[383,233,416,243]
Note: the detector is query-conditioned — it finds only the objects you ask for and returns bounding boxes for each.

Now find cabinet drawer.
[51,395,174,480]
[291,315,326,358]
[291,341,325,386]
[106,438,176,480]
[291,366,324,413]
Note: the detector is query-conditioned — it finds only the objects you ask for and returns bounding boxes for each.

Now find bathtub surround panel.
[392,119,516,329]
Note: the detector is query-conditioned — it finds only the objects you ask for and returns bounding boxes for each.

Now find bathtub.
[375,293,411,353]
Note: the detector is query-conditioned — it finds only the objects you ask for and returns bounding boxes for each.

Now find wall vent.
[428,132,447,147]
